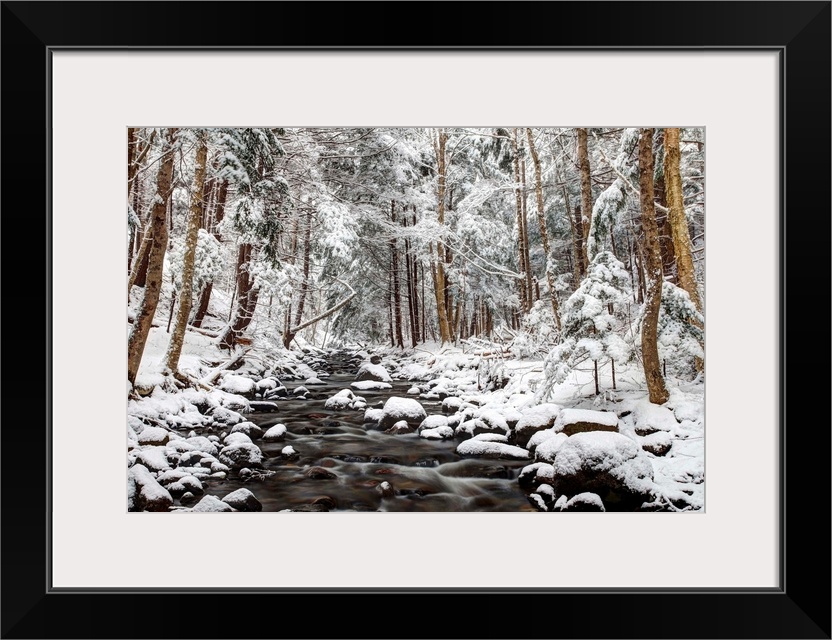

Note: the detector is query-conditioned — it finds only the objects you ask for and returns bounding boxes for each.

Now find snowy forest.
[127,126,705,513]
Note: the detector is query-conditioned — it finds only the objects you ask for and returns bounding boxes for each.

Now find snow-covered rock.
[534,433,569,463]
[558,492,606,512]
[633,401,678,436]
[641,431,673,456]
[186,436,218,456]
[513,403,561,446]
[137,426,170,446]
[325,389,362,410]
[384,420,414,435]
[229,421,263,439]
[305,377,326,385]
[355,362,392,383]
[219,374,256,398]
[209,406,245,426]
[222,488,262,512]
[293,385,309,397]
[351,380,393,391]
[128,464,172,512]
[192,495,234,512]
[363,408,384,425]
[134,447,171,472]
[551,431,654,510]
[553,408,619,436]
[456,439,529,460]
[407,386,421,395]
[417,415,449,433]
[478,410,510,434]
[379,397,427,429]
[442,397,464,413]
[419,426,455,440]
[262,424,287,442]
[218,443,263,469]
[281,445,297,457]
[223,432,253,446]
[255,378,278,393]
[518,462,555,487]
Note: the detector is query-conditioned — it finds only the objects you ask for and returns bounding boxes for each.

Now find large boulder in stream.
[550,432,654,510]
[218,443,264,469]
[379,397,427,430]
[355,362,392,383]
[222,488,262,512]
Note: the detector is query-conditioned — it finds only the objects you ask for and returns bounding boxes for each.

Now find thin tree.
[577,128,593,273]
[664,128,701,312]
[432,129,452,344]
[127,128,178,385]
[165,131,208,377]
[526,128,561,330]
[637,128,670,404]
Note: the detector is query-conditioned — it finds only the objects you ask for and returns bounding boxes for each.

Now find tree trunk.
[638,128,670,405]
[127,128,177,385]
[560,178,582,286]
[221,242,259,350]
[390,201,404,348]
[404,213,419,347]
[577,128,593,273]
[526,128,561,330]
[165,132,208,375]
[433,129,452,344]
[653,130,677,280]
[512,129,533,312]
[282,209,313,348]
[664,128,701,312]
[192,178,227,327]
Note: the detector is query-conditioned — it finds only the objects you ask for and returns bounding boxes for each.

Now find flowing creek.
[197,357,536,512]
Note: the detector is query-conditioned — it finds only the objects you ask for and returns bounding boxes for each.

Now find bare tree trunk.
[653,130,677,281]
[577,128,593,272]
[559,177,582,286]
[127,128,177,385]
[165,132,208,376]
[220,242,259,350]
[192,178,227,328]
[665,127,703,372]
[404,213,419,347]
[526,128,561,330]
[638,128,670,404]
[433,129,452,344]
[390,201,405,347]
[665,128,701,311]
[282,209,312,348]
[512,129,533,312]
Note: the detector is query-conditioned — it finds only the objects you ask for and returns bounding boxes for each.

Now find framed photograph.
[3,1,829,638]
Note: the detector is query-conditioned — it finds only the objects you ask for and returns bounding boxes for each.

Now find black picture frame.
[2,2,829,638]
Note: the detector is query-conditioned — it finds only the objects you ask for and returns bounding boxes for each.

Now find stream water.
[198,356,536,512]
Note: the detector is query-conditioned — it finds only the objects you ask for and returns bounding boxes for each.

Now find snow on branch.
[289,279,357,334]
